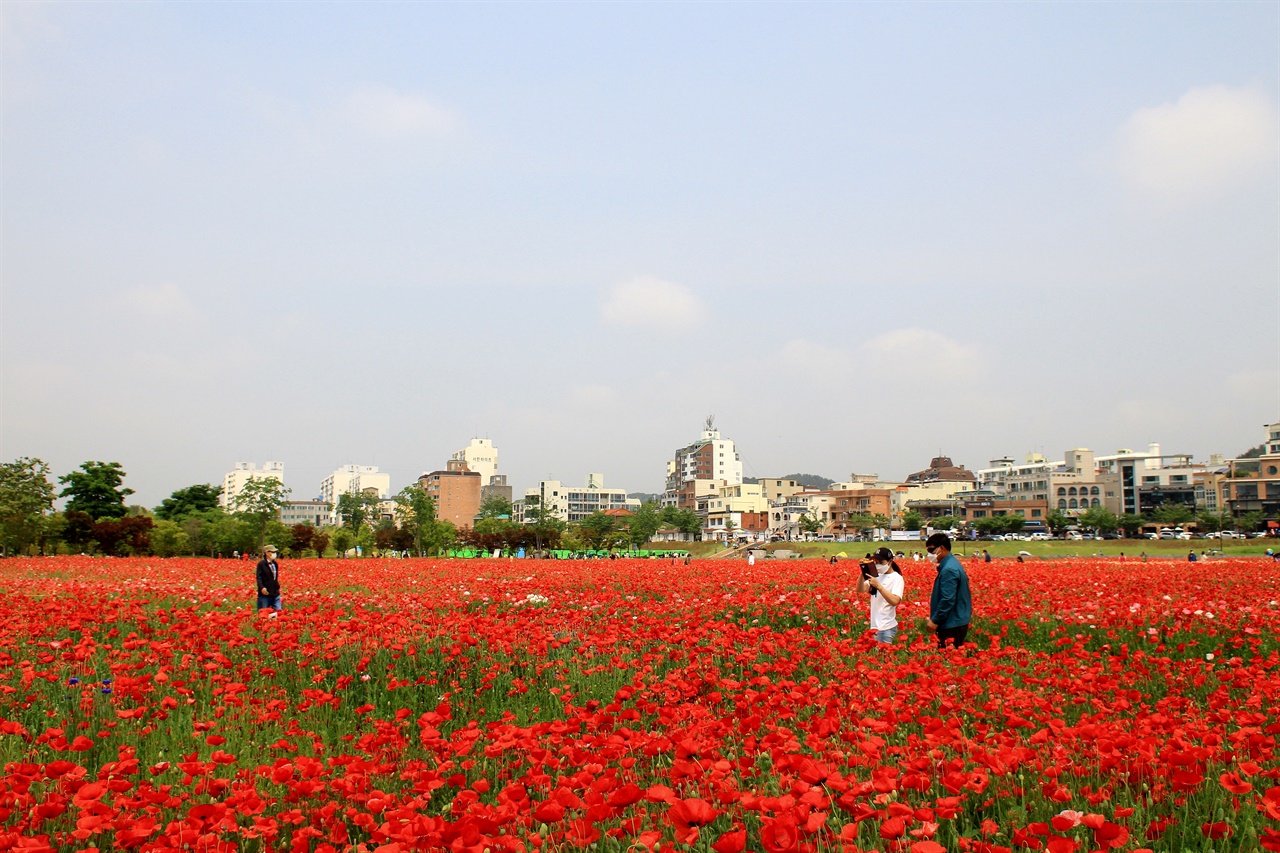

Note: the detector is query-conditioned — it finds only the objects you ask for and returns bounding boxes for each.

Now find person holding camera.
[856,546,905,644]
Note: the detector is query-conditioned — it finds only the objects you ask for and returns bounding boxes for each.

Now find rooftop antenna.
[705,414,716,432]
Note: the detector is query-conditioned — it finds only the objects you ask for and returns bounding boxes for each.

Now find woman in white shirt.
[856,546,905,644]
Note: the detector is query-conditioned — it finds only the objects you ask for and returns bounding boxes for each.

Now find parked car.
[1029,532,1052,541]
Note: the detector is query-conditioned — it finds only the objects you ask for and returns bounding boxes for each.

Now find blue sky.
[3,2,1277,505]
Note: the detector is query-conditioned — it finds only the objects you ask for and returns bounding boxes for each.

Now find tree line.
[0,458,703,558]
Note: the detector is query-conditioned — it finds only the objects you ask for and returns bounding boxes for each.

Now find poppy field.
[1,555,1278,853]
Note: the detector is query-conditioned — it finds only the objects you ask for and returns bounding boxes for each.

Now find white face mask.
[876,562,889,572]
[926,551,939,564]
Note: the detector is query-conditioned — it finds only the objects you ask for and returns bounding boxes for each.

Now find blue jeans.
[874,627,898,644]
[257,594,282,611]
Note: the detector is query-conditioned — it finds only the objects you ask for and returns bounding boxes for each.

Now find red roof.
[604,508,635,517]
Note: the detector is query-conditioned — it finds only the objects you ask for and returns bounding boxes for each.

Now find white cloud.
[344,87,456,139]
[1116,85,1278,200]
[858,327,982,380]
[600,276,703,331]
[123,282,194,318]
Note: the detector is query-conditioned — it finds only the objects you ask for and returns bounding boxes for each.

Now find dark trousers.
[937,624,969,649]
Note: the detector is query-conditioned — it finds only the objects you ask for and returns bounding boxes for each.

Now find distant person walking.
[925,532,972,649]
[257,545,283,615]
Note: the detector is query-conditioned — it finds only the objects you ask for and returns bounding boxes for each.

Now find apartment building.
[220,461,285,510]
[663,419,744,502]
[280,499,330,527]
[320,464,391,525]
[517,475,633,523]
[419,460,482,529]
[1220,422,1280,524]
[451,438,499,488]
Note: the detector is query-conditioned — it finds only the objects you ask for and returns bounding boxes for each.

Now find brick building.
[418,460,482,529]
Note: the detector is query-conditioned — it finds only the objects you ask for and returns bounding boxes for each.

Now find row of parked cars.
[1144,528,1259,540]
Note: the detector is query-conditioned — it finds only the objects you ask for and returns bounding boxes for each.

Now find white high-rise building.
[450,438,499,486]
[320,464,392,525]
[664,418,744,497]
[220,462,284,510]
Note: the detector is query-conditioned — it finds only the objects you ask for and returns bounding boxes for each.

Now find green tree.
[660,506,702,539]
[330,526,356,557]
[395,485,442,556]
[844,513,877,537]
[337,491,380,532]
[1044,509,1071,535]
[150,519,190,557]
[1000,514,1026,535]
[972,517,1004,536]
[523,496,565,554]
[478,494,514,520]
[931,515,959,531]
[1196,509,1228,534]
[1150,502,1194,525]
[59,461,133,521]
[628,502,664,547]
[355,526,376,556]
[36,512,66,556]
[869,513,891,531]
[1078,506,1120,534]
[155,484,222,521]
[1119,513,1145,537]
[798,511,823,535]
[577,511,617,549]
[901,510,923,531]
[0,457,57,556]
[210,513,255,556]
[1237,510,1265,534]
[231,478,291,552]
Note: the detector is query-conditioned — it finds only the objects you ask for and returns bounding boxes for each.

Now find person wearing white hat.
[256,545,283,615]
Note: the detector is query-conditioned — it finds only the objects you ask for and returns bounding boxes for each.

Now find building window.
[1057,487,1066,496]
[1068,499,1078,509]
[1091,499,1100,507]
[1058,499,1067,509]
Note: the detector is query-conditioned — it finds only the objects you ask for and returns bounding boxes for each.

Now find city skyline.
[44,421,1278,511]
[3,3,1277,508]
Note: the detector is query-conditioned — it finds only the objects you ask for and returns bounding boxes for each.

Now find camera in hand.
[860,561,877,580]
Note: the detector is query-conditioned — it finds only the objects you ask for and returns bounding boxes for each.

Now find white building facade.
[517,476,633,524]
[663,419,745,504]
[450,439,499,486]
[220,462,285,510]
[320,465,392,525]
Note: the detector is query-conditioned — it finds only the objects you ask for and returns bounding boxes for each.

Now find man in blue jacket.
[924,532,971,648]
